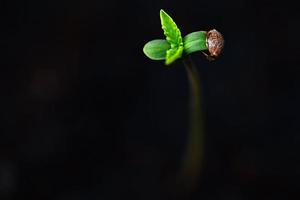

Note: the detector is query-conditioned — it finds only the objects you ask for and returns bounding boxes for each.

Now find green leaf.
[183,31,208,55]
[160,9,183,48]
[165,46,183,65]
[143,39,170,60]
[160,9,183,65]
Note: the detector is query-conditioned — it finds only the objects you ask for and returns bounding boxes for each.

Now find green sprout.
[143,9,209,65]
[143,9,224,195]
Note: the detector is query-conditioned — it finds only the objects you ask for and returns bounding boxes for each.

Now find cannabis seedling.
[143,9,224,64]
[143,9,224,192]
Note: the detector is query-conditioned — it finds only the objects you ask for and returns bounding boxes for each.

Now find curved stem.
[179,56,205,192]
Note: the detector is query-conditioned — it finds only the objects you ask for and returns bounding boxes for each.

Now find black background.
[1,0,299,199]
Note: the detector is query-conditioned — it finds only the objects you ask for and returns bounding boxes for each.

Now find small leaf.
[160,9,183,48]
[183,31,208,55]
[160,9,184,65]
[165,46,183,65]
[143,39,170,60]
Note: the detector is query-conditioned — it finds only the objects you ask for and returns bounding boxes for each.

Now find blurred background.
[1,0,299,199]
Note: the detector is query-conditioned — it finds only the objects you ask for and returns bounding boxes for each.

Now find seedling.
[143,9,224,65]
[143,9,224,195]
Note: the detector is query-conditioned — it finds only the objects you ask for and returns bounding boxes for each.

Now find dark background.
[1,0,299,199]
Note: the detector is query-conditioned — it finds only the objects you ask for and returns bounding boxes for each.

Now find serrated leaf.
[160,9,183,48]
[183,31,208,55]
[143,39,170,60]
[165,46,183,65]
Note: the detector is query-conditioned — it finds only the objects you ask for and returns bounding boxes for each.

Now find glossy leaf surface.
[143,39,170,60]
[183,31,208,55]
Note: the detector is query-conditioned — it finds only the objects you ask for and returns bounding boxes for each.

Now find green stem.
[179,56,205,191]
